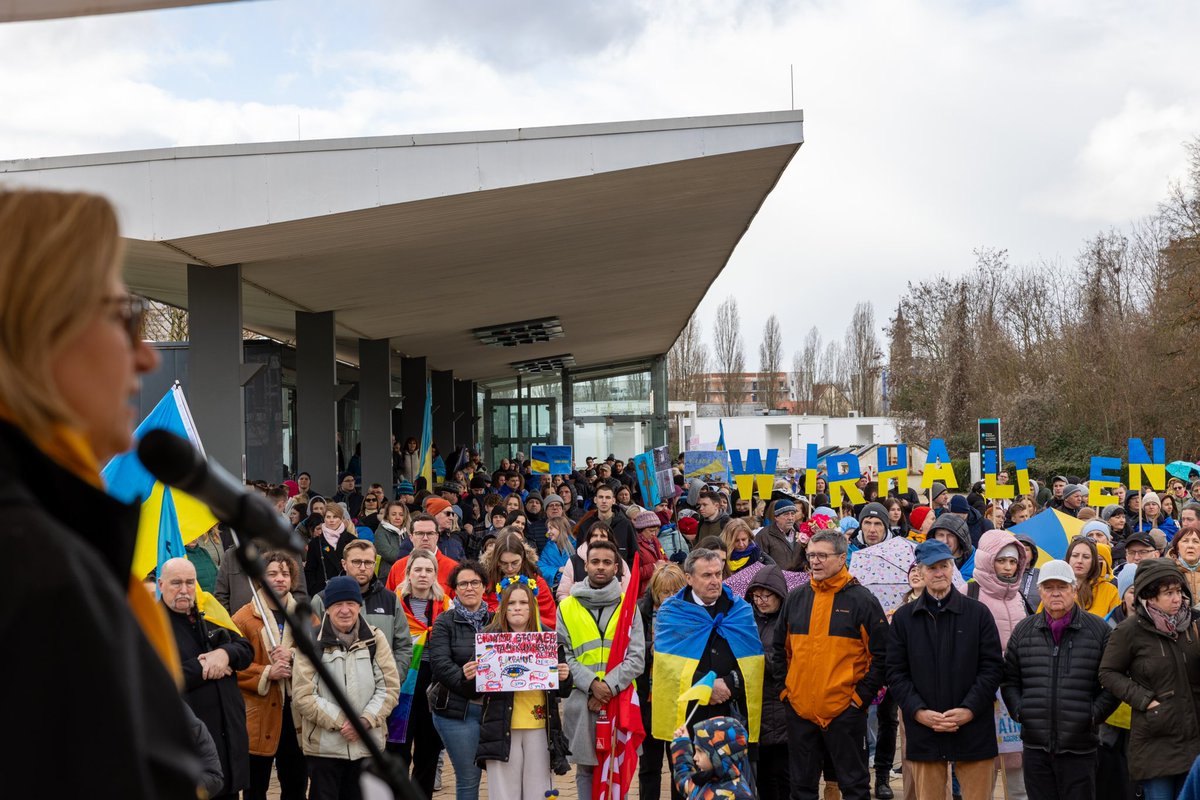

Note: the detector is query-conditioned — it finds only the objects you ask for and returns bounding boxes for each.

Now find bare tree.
[792,327,821,413]
[712,296,746,416]
[844,301,882,416]
[142,301,189,341]
[667,312,710,403]
[758,314,784,409]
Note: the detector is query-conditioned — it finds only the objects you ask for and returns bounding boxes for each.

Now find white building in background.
[673,404,903,465]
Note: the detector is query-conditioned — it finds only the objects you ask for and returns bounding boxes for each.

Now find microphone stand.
[232,534,424,800]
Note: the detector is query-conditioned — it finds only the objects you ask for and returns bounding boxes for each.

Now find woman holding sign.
[476,581,573,799]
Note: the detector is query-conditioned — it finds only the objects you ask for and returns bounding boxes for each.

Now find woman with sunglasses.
[0,190,199,796]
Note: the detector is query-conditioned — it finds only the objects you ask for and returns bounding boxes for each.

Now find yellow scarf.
[0,402,182,684]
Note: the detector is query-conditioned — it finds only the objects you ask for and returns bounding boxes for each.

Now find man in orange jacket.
[770,529,888,800]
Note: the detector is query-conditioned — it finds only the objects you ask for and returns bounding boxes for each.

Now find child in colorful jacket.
[670,716,755,800]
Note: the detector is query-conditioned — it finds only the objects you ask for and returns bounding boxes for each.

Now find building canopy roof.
[1,111,804,380]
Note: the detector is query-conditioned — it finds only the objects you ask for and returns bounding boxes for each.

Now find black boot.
[874,769,894,800]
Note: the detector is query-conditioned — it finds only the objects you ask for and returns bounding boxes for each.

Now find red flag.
[594,555,646,800]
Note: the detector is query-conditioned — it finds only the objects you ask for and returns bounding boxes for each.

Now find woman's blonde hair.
[720,518,755,554]
[399,548,446,601]
[0,190,126,437]
[648,562,687,608]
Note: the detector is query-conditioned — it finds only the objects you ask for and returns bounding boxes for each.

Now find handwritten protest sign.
[684,450,731,484]
[475,631,559,693]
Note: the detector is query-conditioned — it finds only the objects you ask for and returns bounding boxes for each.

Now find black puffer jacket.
[1000,606,1119,754]
[475,644,573,772]
[427,607,494,719]
[1100,558,1200,781]
[748,566,790,746]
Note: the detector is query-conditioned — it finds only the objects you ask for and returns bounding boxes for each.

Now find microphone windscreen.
[137,429,201,487]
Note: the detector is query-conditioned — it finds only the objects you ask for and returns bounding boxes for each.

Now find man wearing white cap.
[1000,560,1119,800]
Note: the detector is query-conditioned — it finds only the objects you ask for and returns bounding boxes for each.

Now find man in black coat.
[161,557,255,800]
[887,540,1003,800]
[1001,559,1119,800]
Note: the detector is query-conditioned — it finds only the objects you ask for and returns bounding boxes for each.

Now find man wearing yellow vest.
[558,538,645,800]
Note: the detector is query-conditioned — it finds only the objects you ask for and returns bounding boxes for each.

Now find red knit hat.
[678,516,699,538]
[425,497,452,517]
[909,506,932,531]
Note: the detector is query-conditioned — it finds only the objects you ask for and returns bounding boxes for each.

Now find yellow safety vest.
[559,594,625,679]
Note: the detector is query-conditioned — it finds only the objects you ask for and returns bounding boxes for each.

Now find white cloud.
[1,0,1198,355]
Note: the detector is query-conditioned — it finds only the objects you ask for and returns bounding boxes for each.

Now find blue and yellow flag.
[1008,508,1086,565]
[103,384,220,582]
[418,377,434,490]
[676,670,716,726]
[651,586,764,741]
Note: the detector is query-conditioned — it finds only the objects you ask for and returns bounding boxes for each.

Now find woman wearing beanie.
[907,506,933,543]
[1100,558,1200,800]
[969,531,1031,800]
[1167,529,1200,603]
[1133,492,1179,540]
[1065,536,1120,616]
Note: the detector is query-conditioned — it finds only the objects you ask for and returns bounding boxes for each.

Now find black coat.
[0,421,202,798]
[303,529,356,594]
[428,607,494,719]
[1001,607,1119,754]
[1099,560,1200,782]
[475,644,573,771]
[887,587,1004,762]
[748,567,790,747]
[168,606,254,796]
[575,510,638,568]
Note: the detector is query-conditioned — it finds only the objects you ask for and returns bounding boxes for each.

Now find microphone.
[138,429,307,554]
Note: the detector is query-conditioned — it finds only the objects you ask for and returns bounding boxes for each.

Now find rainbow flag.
[651,585,764,741]
[389,595,450,743]
[418,377,433,490]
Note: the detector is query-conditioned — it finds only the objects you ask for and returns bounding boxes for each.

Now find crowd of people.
[163,450,1200,800]
[9,188,1200,800]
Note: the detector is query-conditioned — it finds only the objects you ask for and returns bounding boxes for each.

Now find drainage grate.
[472,317,564,348]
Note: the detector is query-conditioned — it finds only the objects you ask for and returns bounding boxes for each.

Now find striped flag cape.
[388,594,450,743]
[650,585,764,742]
[594,555,645,800]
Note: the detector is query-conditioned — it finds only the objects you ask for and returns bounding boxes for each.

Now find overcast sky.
[2,0,1198,361]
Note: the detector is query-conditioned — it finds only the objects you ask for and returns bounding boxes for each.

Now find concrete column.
[431,370,454,462]
[358,338,393,495]
[650,354,669,449]
[453,379,476,450]
[296,311,337,496]
[187,264,245,477]
[561,367,575,451]
[398,357,427,446]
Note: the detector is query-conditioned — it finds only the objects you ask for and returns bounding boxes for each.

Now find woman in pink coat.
[970,529,1032,800]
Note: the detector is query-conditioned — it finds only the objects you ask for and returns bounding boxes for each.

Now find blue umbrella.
[1167,461,1200,482]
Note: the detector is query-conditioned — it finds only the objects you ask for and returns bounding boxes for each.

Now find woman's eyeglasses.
[104,294,147,345]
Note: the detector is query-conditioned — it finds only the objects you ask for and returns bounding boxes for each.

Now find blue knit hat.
[1116,564,1138,600]
[396,481,415,496]
[323,576,363,607]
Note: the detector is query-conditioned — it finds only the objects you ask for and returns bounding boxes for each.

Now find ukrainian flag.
[418,377,434,490]
[651,586,764,741]
[1008,508,1086,565]
[102,384,239,634]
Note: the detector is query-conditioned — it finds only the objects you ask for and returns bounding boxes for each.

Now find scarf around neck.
[321,520,345,547]
[728,543,761,573]
[1145,599,1192,639]
[453,597,489,632]
[570,574,624,610]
